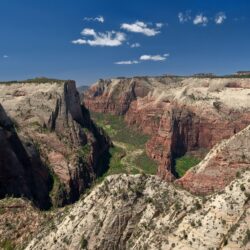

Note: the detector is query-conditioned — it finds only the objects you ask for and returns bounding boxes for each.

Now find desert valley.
[1,1,250,249]
[0,75,249,249]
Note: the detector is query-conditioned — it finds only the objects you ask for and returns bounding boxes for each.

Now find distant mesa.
[235,71,250,76]
[192,73,215,77]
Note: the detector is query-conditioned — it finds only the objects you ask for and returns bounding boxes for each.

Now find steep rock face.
[0,104,52,209]
[177,124,250,194]
[84,77,250,188]
[26,171,250,250]
[84,77,153,115]
[0,81,110,207]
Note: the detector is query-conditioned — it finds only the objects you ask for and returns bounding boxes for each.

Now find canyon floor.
[90,112,158,177]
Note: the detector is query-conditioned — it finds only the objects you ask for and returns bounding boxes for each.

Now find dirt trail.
[113,141,144,172]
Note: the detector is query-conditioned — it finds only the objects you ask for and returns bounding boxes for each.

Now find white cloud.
[121,21,161,36]
[115,53,169,65]
[156,23,164,28]
[140,54,169,61]
[193,14,208,26]
[72,28,126,47]
[215,12,226,24]
[81,28,96,36]
[83,16,104,23]
[178,11,191,23]
[72,39,87,45]
[130,42,140,48]
[3,55,8,58]
[115,60,139,65]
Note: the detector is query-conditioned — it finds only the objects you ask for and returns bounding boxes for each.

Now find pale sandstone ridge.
[26,170,250,250]
[0,81,110,207]
[83,76,250,191]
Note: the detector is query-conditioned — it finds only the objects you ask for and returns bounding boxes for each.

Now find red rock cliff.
[83,76,250,192]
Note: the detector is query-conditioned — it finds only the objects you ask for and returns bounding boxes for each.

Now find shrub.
[194,201,202,210]
[243,229,250,245]
[240,184,246,191]
[80,237,88,249]
[236,171,241,178]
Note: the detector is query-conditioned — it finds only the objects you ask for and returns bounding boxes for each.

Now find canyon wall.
[83,76,250,192]
[0,81,110,208]
[0,104,52,209]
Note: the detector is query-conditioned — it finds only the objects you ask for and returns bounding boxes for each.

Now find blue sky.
[1,0,250,85]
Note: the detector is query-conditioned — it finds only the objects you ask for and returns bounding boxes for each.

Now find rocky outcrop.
[0,81,111,207]
[0,104,52,209]
[84,77,153,115]
[84,76,250,189]
[177,124,250,194]
[26,171,250,250]
[0,198,53,248]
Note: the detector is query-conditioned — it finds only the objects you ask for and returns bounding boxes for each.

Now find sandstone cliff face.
[26,170,250,250]
[0,81,110,207]
[84,77,250,189]
[0,104,51,209]
[177,124,250,194]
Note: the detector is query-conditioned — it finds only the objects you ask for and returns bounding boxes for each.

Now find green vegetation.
[243,229,250,245]
[91,112,157,178]
[96,147,126,184]
[91,112,149,147]
[78,143,91,160]
[0,239,15,250]
[135,152,157,175]
[175,155,201,177]
[0,77,65,85]
[80,237,88,249]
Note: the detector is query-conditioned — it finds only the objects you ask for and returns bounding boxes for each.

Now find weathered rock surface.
[0,104,52,209]
[0,81,110,207]
[0,198,54,248]
[177,125,250,194]
[26,170,250,250]
[84,77,250,190]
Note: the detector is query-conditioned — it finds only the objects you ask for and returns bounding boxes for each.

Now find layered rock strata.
[0,81,110,207]
[84,77,250,190]
[26,169,250,250]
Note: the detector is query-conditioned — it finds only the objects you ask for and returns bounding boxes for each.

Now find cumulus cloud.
[178,11,191,23]
[193,14,208,26]
[121,21,161,36]
[215,12,226,24]
[130,42,141,48]
[3,55,8,58]
[115,60,139,65]
[72,28,126,47]
[81,28,96,36]
[83,16,104,23]
[140,53,169,61]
